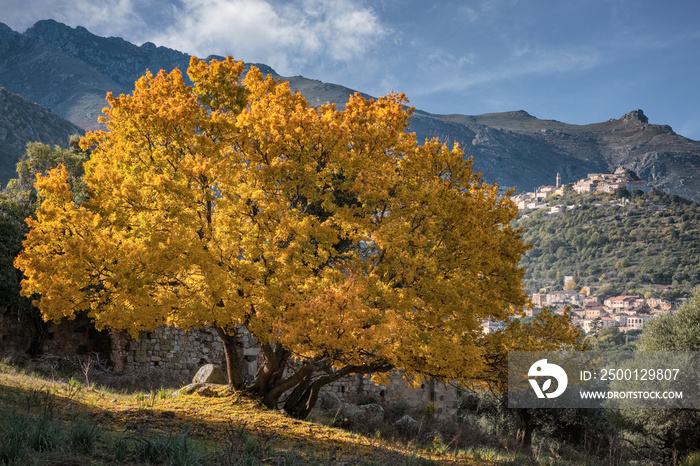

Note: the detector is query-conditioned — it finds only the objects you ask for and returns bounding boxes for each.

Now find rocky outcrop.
[419,108,700,200]
[394,414,420,434]
[0,23,28,55]
[24,20,191,88]
[320,394,385,428]
[620,109,649,124]
[338,403,385,427]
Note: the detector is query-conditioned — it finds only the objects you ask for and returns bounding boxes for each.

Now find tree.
[0,140,86,357]
[614,185,630,199]
[614,288,700,461]
[479,310,585,448]
[584,327,627,350]
[13,138,87,197]
[1,140,85,310]
[637,287,700,351]
[0,194,27,309]
[563,279,578,291]
[16,57,568,418]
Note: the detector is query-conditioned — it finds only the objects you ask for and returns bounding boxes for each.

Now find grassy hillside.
[516,191,700,297]
[0,359,519,465]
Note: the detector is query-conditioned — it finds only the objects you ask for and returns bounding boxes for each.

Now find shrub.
[682,452,700,466]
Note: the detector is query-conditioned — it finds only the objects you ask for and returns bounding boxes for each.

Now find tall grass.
[134,428,203,466]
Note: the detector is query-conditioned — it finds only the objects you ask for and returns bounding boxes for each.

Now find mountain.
[1,20,699,200]
[421,109,700,202]
[0,87,83,185]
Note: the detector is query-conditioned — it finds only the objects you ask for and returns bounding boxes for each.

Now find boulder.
[196,385,218,397]
[394,414,419,428]
[192,364,227,384]
[172,382,234,398]
[394,414,419,434]
[172,383,204,397]
[339,402,385,427]
[319,393,343,411]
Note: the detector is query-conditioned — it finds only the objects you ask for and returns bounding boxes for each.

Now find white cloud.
[424,48,475,70]
[147,0,389,74]
[1,0,389,76]
[1,0,151,39]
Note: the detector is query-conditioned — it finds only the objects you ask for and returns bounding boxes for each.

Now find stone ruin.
[0,305,461,417]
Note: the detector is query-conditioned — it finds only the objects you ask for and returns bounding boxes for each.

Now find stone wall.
[108,325,460,416]
[1,307,117,361]
[0,306,36,355]
[107,326,262,383]
[41,314,112,359]
[110,326,225,379]
[0,310,460,417]
[323,372,461,417]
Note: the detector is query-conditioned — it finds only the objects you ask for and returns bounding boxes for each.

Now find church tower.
[556,172,561,188]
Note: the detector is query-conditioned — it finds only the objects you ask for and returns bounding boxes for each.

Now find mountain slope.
[0,87,83,186]
[420,109,700,200]
[1,20,699,200]
[516,191,700,297]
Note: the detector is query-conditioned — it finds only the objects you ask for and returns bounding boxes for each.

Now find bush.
[682,452,700,466]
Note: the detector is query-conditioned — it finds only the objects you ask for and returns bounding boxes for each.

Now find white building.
[623,314,654,330]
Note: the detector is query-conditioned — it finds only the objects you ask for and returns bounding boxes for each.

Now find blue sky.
[3,0,700,139]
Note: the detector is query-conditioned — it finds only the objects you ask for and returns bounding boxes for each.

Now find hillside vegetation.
[516,191,700,297]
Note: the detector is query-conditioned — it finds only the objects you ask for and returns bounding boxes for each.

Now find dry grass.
[0,360,509,465]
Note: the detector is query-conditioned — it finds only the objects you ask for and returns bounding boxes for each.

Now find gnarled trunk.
[251,345,393,419]
[250,342,299,408]
[215,326,245,389]
[282,369,347,419]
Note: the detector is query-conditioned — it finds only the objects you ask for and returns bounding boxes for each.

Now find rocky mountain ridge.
[1,20,699,200]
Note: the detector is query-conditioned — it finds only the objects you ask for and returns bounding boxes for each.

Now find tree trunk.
[249,342,287,404]
[283,377,326,419]
[252,348,393,419]
[215,326,245,389]
[515,408,534,449]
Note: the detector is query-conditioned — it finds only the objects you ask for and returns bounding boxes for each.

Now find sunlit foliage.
[15,57,576,417]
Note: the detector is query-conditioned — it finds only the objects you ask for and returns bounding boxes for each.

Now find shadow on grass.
[0,372,477,465]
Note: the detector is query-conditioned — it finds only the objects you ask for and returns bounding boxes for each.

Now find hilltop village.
[497,168,678,337]
[511,167,667,211]
[543,291,670,332]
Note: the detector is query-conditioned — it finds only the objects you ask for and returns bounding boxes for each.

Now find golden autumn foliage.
[15,56,579,417]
